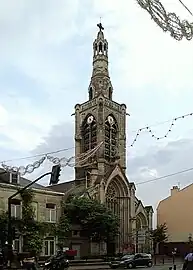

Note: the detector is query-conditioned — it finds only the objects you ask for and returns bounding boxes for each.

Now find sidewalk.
[69,266,110,270]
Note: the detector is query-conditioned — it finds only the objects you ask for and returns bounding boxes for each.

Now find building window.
[109,87,112,100]
[10,173,19,184]
[13,239,21,252]
[44,237,55,256]
[105,115,118,161]
[11,199,21,219]
[89,87,93,100]
[45,203,56,222]
[72,230,79,237]
[32,202,38,220]
[82,115,97,153]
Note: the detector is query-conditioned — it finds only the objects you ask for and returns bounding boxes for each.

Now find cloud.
[30,121,193,212]
[0,104,8,126]
[128,137,193,209]
[29,122,75,185]
[1,0,193,215]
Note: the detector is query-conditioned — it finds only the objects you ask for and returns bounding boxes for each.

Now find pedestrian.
[182,248,193,270]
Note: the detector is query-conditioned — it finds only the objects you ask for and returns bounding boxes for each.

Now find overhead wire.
[178,0,193,16]
[1,147,75,163]
[136,166,193,186]
[1,111,192,164]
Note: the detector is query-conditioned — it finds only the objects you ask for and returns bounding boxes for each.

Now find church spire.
[88,23,113,100]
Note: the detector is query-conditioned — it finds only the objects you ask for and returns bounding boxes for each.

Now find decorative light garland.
[130,112,193,147]
[1,110,193,172]
[136,0,193,40]
[1,142,103,175]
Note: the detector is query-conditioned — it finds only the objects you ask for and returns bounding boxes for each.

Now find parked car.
[109,253,153,269]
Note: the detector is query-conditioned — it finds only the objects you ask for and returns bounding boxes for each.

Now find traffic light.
[49,165,61,185]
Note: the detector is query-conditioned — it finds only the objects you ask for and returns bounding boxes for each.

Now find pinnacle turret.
[88,23,113,100]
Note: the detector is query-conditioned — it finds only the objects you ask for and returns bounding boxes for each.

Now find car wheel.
[147,262,152,267]
[127,263,133,269]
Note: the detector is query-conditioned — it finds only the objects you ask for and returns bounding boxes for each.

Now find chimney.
[171,186,180,196]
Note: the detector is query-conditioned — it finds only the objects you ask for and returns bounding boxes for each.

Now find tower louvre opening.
[105,115,118,161]
[82,114,97,153]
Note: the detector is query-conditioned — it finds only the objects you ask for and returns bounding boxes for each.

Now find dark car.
[109,253,153,269]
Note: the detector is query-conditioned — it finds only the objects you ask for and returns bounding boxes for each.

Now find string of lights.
[136,0,193,40]
[1,147,75,164]
[1,142,103,176]
[0,112,192,165]
[130,112,193,147]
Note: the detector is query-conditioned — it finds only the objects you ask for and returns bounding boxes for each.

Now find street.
[68,263,183,270]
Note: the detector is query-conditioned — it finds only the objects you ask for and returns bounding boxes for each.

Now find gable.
[157,182,193,210]
[104,164,130,197]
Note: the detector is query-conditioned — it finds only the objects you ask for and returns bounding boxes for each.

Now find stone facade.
[74,24,153,254]
[0,171,64,256]
[50,24,154,256]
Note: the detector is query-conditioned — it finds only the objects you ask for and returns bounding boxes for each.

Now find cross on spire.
[97,22,104,31]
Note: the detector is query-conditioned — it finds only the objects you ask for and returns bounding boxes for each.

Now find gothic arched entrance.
[136,212,148,253]
[105,176,129,253]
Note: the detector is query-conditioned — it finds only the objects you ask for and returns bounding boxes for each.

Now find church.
[50,23,153,255]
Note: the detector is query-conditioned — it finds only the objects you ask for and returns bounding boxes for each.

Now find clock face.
[108,115,114,125]
[87,115,94,124]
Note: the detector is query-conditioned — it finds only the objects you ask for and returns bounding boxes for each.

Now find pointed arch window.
[109,87,112,100]
[105,115,118,161]
[89,87,93,100]
[82,115,97,152]
[99,42,103,53]
[104,43,108,56]
[95,43,98,55]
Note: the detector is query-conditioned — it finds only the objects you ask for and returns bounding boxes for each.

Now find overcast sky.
[0,0,193,213]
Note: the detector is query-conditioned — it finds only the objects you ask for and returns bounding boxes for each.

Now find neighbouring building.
[157,185,193,255]
[49,23,154,257]
[0,169,64,256]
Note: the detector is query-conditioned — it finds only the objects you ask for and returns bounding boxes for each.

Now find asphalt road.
[69,263,183,270]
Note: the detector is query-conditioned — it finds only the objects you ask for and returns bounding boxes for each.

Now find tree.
[64,196,119,244]
[150,223,168,254]
[20,189,70,253]
[0,211,8,247]
[0,189,70,254]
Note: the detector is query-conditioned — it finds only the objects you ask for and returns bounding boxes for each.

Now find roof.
[0,168,50,190]
[48,180,75,193]
[145,206,154,213]
[157,182,193,210]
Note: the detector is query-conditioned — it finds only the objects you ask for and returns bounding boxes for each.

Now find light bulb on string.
[129,112,193,147]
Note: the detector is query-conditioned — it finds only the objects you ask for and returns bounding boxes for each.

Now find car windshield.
[121,255,134,261]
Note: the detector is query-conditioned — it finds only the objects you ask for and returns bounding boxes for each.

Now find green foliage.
[55,215,70,247]
[150,223,168,253]
[0,211,8,245]
[20,189,34,221]
[19,189,44,253]
[0,189,70,253]
[64,196,119,242]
